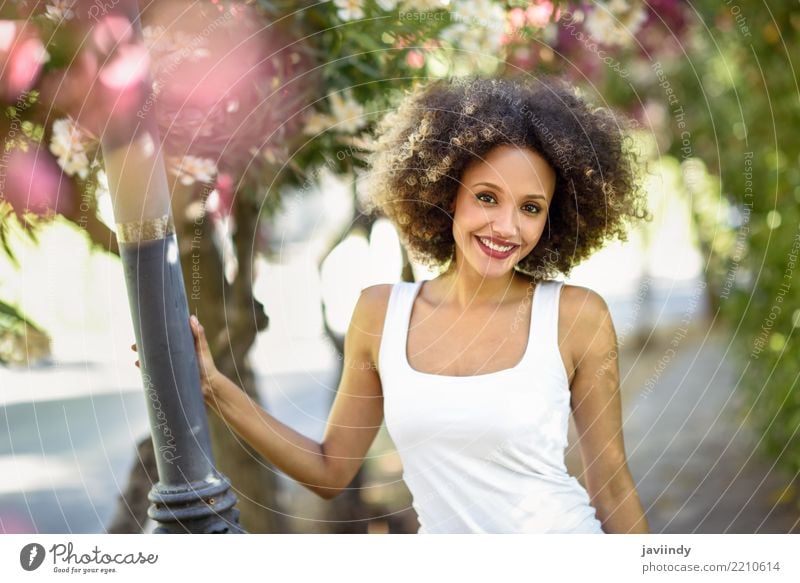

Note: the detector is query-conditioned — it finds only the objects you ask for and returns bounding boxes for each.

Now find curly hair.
[361,76,649,281]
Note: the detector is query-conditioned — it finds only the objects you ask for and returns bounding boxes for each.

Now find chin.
[472,259,516,279]
[476,253,528,278]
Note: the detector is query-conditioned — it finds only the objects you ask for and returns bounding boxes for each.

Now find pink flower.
[508,7,527,30]
[91,14,134,54]
[526,1,555,28]
[406,50,425,69]
[38,15,150,142]
[0,22,48,101]
[0,148,75,218]
[506,46,538,70]
[150,3,314,173]
[213,173,235,217]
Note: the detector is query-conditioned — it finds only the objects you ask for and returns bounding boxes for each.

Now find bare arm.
[562,285,650,534]
[184,286,389,499]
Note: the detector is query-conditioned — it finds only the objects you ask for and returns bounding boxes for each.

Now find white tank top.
[378,279,605,534]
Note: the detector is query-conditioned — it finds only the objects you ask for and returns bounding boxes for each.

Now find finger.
[190,316,202,338]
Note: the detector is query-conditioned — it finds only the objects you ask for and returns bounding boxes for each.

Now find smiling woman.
[354,76,652,533]
[165,75,652,534]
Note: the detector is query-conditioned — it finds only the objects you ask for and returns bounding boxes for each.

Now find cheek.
[451,204,479,234]
[523,217,547,245]
[452,221,471,249]
[458,199,491,226]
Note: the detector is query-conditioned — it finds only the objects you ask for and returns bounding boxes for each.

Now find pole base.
[147,474,246,534]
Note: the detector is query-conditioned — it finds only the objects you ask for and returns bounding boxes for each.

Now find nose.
[490,204,520,240]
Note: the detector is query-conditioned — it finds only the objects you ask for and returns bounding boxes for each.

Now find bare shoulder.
[350,283,395,362]
[557,284,615,382]
[559,283,612,329]
[353,284,394,329]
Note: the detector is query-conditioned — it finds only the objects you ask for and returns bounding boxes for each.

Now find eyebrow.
[472,181,547,201]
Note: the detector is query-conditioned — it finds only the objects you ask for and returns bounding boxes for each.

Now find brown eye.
[523,203,540,214]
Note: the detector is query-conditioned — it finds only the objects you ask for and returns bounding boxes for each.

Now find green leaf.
[0,226,20,268]
[0,300,44,333]
[25,227,39,245]
[348,57,382,78]
[345,31,383,52]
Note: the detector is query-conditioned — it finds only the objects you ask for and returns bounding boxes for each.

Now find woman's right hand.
[188,315,220,401]
[130,314,220,402]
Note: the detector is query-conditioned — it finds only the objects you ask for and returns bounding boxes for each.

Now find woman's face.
[450,144,556,280]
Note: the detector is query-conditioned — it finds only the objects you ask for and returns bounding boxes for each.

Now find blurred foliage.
[0,297,51,365]
[600,0,800,485]
[684,1,800,483]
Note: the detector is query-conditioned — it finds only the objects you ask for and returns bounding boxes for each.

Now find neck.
[438,260,529,309]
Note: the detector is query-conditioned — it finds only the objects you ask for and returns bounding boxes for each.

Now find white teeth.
[479,237,514,253]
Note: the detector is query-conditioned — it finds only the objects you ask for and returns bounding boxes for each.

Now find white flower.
[44,0,76,23]
[440,0,507,56]
[303,90,367,135]
[608,0,633,11]
[62,151,91,179]
[400,0,449,10]
[376,0,400,10]
[142,25,166,51]
[333,0,365,21]
[584,0,648,47]
[584,9,618,45]
[302,111,335,136]
[167,155,217,186]
[49,117,92,180]
[328,90,367,133]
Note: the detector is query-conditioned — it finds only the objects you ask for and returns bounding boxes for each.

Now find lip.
[474,235,519,259]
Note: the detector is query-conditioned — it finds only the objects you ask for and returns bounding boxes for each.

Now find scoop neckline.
[402,279,541,379]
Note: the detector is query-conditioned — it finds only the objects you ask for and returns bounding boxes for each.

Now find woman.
[134,76,650,533]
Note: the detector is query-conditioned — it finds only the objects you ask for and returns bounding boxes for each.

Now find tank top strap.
[528,279,567,382]
[378,281,421,377]
[529,280,563,343]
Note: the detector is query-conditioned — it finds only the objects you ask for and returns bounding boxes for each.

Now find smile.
[475,236,519,259]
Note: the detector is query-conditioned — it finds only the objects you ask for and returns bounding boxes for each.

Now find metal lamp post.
[89,2,243,533]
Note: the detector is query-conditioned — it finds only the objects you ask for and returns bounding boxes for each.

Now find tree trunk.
[201,194,286,533]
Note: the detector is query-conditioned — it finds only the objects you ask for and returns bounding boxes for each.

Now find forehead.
[461,145,556,199]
